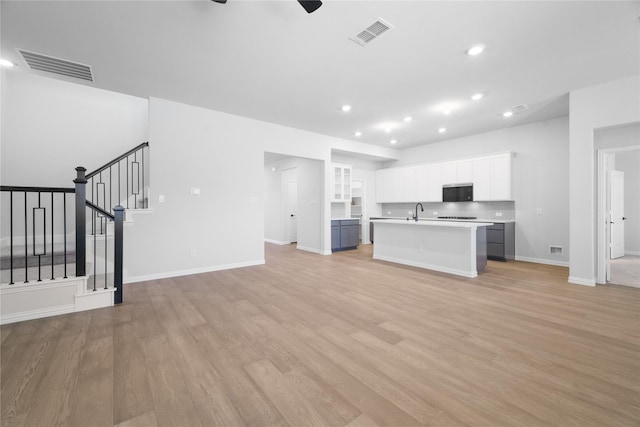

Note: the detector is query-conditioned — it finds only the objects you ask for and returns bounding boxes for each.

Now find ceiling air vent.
[17,49,94,82]
[350,18,394,47]
[512,104,528,112]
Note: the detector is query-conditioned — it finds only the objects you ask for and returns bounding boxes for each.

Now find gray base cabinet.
[331,219,359,252]
[486,222,515,261]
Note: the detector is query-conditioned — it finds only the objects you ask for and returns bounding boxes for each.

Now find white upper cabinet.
[332,163,352,202]
[456,159,474,183]
[490,153,512,200]
[472,156,492,201]
[374,152,513,204]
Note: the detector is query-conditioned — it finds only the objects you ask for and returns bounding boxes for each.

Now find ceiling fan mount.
[211,0,323,14]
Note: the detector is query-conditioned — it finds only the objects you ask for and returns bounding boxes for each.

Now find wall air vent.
[350,18,394,47]
[17,49,94,82]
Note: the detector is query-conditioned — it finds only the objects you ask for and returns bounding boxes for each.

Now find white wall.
[569,75,640,285]
[1,72,148,187]
[388,116,570,266]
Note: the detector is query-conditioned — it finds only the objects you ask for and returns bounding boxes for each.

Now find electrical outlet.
[408,211,413,216]
[190,249,197,258]
[495,212,503,217]
[433,211,438,216]
[159,195,165,203]
[537,208,543,215]
[387,211,391,215]
[190,188,200,196]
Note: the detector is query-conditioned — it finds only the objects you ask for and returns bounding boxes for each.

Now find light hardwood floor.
[2,243,639,426]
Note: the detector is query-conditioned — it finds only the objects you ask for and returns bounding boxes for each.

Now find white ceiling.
[2,1,638,149]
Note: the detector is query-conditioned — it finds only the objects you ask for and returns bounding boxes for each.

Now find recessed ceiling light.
[0,58,15,67]
[466,44,485,56]
[271,167,277,172]
[390,139,397,144]
[438,128,447,133]
[503,111,513,118]
[443,108,451,115]
[341,105,352,112]
[403,116,412,122]
[471,93,483,101]
[354,131,362,137]
[384,127,392,133]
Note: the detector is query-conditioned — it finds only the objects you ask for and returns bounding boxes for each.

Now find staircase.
[0,142,149,324]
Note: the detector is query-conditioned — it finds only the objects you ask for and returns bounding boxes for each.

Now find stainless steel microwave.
[442,184,473,202]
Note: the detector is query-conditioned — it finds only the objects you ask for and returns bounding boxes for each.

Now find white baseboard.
[568,276,596,287]
[374,254,477,278]
[1,304,76,325]
[264,239,290,245]
[124,259,265,284]
[625,251,640,256]
[515,256,569,267]
[296,245,324,255]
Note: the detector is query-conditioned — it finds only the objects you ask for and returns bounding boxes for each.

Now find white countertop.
[372,219,494,228]
[371,217,515,223]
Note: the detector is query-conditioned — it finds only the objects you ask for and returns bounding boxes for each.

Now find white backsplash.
[381,201,515,220]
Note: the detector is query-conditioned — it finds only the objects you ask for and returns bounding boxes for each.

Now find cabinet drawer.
[487,223,505,231]
[487,243,505,257]
[487,229,504,244]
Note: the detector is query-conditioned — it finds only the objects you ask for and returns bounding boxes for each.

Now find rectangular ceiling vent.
[17,49,94,82]
[512,104,528,112]
[350,18,394,47]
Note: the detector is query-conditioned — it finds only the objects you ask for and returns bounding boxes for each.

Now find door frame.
[596,145,639,284]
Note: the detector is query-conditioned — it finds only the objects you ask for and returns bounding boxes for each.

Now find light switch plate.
[159,195,165,203]
[190,188,200,196]
[496,212,503,217]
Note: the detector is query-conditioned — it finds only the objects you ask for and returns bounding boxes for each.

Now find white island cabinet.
[371,220,493,278]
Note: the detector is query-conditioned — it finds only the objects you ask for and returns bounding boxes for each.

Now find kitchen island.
[371,219,493,278]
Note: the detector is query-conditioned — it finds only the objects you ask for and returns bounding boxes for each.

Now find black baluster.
[63,193,68,279]
[118,162,121,208]
[9,191,14,285]
[93,210,97,291]
[24,191,28,283]
[50,192,54,280]
[142,147,145,208]
[109,166,112,216]
[126,156,129,209]
[36,192,42,282]
[104,216,108,289]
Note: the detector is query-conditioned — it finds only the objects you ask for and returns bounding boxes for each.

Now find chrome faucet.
[414,203,424,222]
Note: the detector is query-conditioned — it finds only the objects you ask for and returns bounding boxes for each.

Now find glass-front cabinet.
[332,163,352,202]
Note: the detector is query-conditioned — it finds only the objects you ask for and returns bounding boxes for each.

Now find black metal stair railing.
[0,186,75,284]
[0,142,148,308]
[85,142,149,217]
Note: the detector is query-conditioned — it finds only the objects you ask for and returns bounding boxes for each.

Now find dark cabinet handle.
[623,217,627,220]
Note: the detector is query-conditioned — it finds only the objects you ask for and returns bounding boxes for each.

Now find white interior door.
[609,170,625,259]
[287,179,298,244]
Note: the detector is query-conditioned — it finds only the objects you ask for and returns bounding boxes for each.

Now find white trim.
[321,250,332,255]
[1,304,76,325]
[296,245,324,255]
[75,288,115,312]
[373,254,477,278]
[264,239,289,245]
[124,259,265,284]
[515,256,569,267]
[0,276,86,292]
[625,251,640,256]
[568,276,597,287]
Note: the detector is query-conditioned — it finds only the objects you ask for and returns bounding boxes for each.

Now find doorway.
[282,168,298,244]
[596,144,640,287]
[351,179,368,244]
